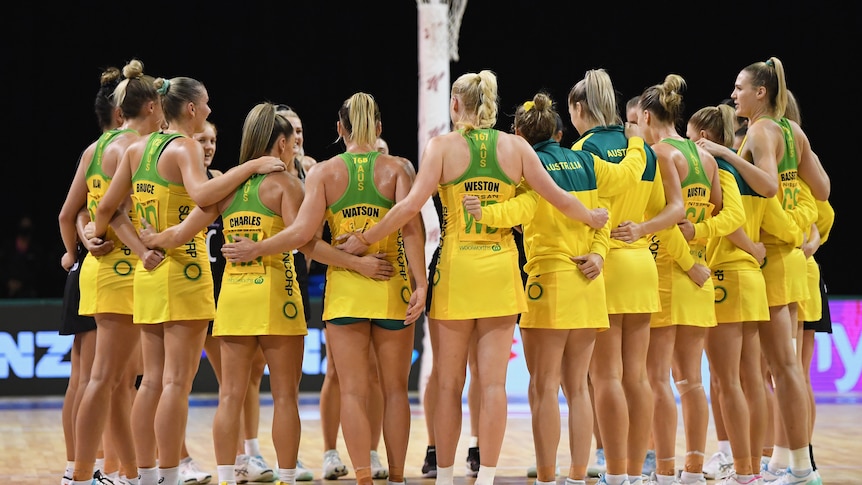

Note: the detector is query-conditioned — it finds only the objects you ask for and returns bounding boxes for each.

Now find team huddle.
[58,55,832,485]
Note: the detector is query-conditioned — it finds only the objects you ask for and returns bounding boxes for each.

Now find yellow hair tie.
[522,101,534,112]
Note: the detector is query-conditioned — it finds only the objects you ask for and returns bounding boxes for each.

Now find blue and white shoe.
[642,450,657,477]
[295,458,314,481]
[596,474,631,485]
[771,469,821,485]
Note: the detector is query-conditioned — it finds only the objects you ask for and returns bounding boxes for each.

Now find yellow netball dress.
[480,137,646,329]
[709,158,777,323]
[429,129,526,320]
[798,192,834,322]
[130,132,215,323]
[651,138,716,328]
[212,174,306,336]
[744,118,812,307]
[574,126,661,314]
[79,128,139,316]
[323,151,412,322]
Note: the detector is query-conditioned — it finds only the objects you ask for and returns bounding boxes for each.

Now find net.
[417,0,468,61]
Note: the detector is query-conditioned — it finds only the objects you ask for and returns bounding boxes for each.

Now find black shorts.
[803,265,832,333]
[59,247,96,336]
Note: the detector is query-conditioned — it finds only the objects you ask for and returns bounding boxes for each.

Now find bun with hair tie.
[157,79,171,95]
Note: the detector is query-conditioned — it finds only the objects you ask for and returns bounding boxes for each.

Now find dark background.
[2,1,858,297]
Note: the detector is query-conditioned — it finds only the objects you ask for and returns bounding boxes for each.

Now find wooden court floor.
[1,393,859,485]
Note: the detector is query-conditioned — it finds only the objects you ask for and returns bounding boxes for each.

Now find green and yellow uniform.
[429,129,525,320]
[79,128,139,316]
[131,132,215,323]
[651,139,716,328]
[744,118,814,307]
[323,151,412,323]
[213,174,307,336]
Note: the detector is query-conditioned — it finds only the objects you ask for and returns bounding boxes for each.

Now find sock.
[138,466,158,485]
[95,458,105,473]
[436,465,454,485]
[736,474,754,483]
[278,468,296,485]
[789,446,813,475]
[159,465,179,485]
[218,464,237,484]
[565,479,586,485]
[680,471,704,483]
[107,470,120,481]
[718,440,733,457]
[65,461,75,477]
[604,473,627,485]
[180,456,193,465]
[809,443,817,471]
[628,476,643,485]
[72,480,91,485]
[125,476,140,485]
[656,474,677,485]
[769,446,790,472]
[474,465,496,485]
[469,435,479,448]
[537,480,557,485]
[245,438,262,457]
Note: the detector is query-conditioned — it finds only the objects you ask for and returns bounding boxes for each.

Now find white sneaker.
[703,451,734,480]
[371,450,389,479]
[771,469,821,485]
[235,454,276,483]
[644,473,680,485]
[596,474,632,485]
[180,458,212,485]
[760,463,786,483]
[632,475,657,485]
[92,471,115,485]
[296,458,314,481]
[679,474,706,484]
[323,449,349,480]
[719,474,763,484]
